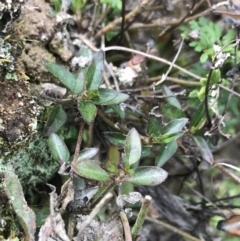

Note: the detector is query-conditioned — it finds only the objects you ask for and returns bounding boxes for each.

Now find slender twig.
[131,195,152,239]
[112,1,209,31]
[123,84,180,93]
[100,3,113,89]
[105,60,120,91]
[120,211,132,241]
[74,34,98,51]
[97,110,129,132]
[75,35,119,90]
[144,216,202,241]
[222,37,239,115]
[219,84,240,98]
[95,5,112,28]
[94,0,151,39]
[204,0,212,8]
[147,76,201,86]
[119,0,126,43]
[103,70,111,88]
[73,121,85,164]
[158,0,204,37]
[76,192,113,239]
[133,89,186,99]
[184,182,220,211]
[76,35,202,81]
[67,214,76,240]
[155,38,184,85]
[212,131,240,153]
[89,182,115,209]
[204,68,213,129]
[213,159,240,185]
[103,46,201,80]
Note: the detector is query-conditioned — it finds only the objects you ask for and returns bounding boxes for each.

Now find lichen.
[0,38,15,75]
[0,133,59,192]
[0,0,23,33]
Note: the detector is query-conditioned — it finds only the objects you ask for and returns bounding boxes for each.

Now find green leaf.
[197,86,206,101]
[162,85,181,109]
[74,160,110,181]
[162,118,188,135]
[194,44,203,52]
[101,0,122,9]
[104,146,120,174]
[79,46,93,75]
[111,104,125,119]
[189,41,198,47]
[141,147,151,158]
[78,148,99,161]
[193,136,213,164]
[104,132,126,146]
[84,89,99,101]
[74,71,85,94]
[31,205,50,227]
[43,60,82,94]
[160,132,183,144]
[52,0,61,12]
[125,167,168,186]
[3,172,36,240]
[156,141,178,167]
[124,128,142,167]
[199,17,207,27]
[147,115,162,137]
[189,89,198,98]
[78,99,97,124]
[92,88,129,105]
[210,69,220,86]
[189,20,199,30]
[86,50,104,90]
[44,105,67,136]
[161,103,185,119]
[189,101,206,133]
[200,78,207,86]
[200,53,208,63]
[48,133,70,162]
[65,126,78,142]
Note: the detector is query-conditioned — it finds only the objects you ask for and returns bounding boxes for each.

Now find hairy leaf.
[44,105,67,136]
[4,172,36,240]
[124,128,142,167]
[78,99,97,124]
[78,148,99,161]
[43,60,83,94]
[193,136,213,164]
[48,133,70,162]
[156,141,178,167]
[92,88,129,105]
[74,160,110,181]
[126,167,168,186]
[86,50,104,90]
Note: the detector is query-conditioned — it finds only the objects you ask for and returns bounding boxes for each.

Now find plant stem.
[73,121,85,164]
[131,195,152,239]
[120,211,132,241]
[147,76,201,87]
[90,182,115,208]
[144,216,202,241]
[103,46,202,80]
[94,0,151,39]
